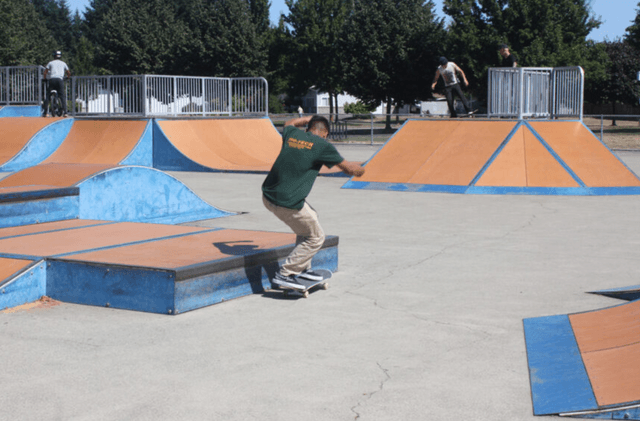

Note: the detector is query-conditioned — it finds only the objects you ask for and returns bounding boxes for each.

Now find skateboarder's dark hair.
[307,115,330,135]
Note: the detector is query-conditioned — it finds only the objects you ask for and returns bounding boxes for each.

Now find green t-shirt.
[262,125,344,209]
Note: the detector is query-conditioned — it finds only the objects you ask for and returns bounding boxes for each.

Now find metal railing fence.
[488,67,583,120]
[72,75,267,117]
[0,66,44,105]
[73,75,144,116]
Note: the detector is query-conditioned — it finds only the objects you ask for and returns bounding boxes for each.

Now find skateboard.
[281,269,332,298]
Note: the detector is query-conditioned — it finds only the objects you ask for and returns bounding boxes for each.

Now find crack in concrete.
[350,362,391,420]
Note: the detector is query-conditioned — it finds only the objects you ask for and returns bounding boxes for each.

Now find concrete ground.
[2,145,640,421]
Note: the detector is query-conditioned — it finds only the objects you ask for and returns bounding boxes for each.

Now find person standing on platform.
[262,115,365,291]
[499,44,518,67]
[431,57,475,118]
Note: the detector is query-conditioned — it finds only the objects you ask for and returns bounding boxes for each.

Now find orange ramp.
[524,299,640,417]
[153,117,342,175]
[343,119,640,195]
[42,119,152,166]
[0,117,74,171]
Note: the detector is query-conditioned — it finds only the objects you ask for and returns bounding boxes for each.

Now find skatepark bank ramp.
[0,118,152,172]
[524,298,640,419]
[342,120,640,195]
[153,117,343,175]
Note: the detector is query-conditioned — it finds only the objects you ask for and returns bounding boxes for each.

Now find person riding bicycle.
[43,50,71,117]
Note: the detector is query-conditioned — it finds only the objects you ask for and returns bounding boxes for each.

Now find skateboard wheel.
[302,291,309,298]
[321,283,329,290]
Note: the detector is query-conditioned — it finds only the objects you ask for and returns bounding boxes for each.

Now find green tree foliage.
[340,0,445,127]
[247,0,272,35]
[265,17,296,98]
[179,0,267,77]
[31,0,74,53]
[284,0,352,116]
[443,0,606,98]
[92,0,188,74]
[587,41,640,112]
[626,2,640,50]
[0,0,56,65]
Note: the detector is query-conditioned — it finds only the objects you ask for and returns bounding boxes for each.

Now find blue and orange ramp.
[524,299,640,419]
[0,220,339,314]
[343,120,640,195]
[0,117,73,171]
[153,117,343,175]
[0,163,234,227]
[41,119,152,167]
[0,118,151,171]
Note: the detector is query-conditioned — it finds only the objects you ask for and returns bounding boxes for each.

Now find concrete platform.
[3,145,640,421]
[0,220,339,314]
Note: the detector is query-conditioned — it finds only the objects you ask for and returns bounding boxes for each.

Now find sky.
[66,0,637,42]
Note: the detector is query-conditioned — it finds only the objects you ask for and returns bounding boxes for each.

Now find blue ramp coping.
[566,406,640,420]
[522,315,598,416]
[0,106,42,117]
[0,118,74,172]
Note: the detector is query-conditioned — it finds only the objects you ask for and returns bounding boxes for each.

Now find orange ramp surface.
[475,125,580,188]
[43,119,148,164]
[0,117,69,169]
[529,121,640,188]
[343,119,640,195]
[154,118,342,175]
[0,163,114,189]
[354,120,517,185]
[0,118,59,165]
[569,300,640,407]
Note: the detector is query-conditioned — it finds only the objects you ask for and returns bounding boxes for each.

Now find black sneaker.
[273,273,305,290]
[297,269,324,282]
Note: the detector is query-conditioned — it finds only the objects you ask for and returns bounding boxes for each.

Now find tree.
[247,0,271,36]
[31,0,74,54]
[92,0,188,74]
[179,0,267,77]
[0,0,56,65]
[340,0,445,128]
[265,16,296,102]
[587,41,640,124]
[443,0,605,99]
[626,2,640,50]
[284,0,352,119]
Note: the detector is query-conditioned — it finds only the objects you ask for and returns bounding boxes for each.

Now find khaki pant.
[262,196,325,276]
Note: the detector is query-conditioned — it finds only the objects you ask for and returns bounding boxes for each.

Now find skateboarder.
[431,56,474,118]
[262,115,365,291]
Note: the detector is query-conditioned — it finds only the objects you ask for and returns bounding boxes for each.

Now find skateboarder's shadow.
[213,240,259,255]
[212,241,280,295]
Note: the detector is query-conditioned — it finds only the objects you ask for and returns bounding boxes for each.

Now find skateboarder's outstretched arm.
[338,160,365,177]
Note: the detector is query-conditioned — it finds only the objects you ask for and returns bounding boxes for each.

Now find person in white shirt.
[43,50,71,117]
[431,57,475,118]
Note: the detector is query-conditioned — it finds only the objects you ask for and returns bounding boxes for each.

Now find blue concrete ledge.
[47,236,339,315]
[0,106,42,117]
